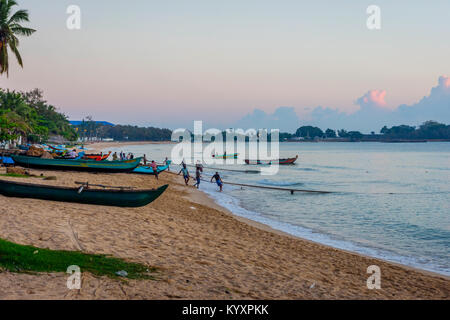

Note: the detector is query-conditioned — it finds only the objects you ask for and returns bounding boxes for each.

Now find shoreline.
[0,143,448,299]
[93,141,449,279]
[184,182,450,280]
[92,141,449,279]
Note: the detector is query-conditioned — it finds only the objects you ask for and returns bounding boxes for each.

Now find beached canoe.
[245,155,298,165]
[132,164,169,175]
[10,155,142,173]
[0,179,168,207]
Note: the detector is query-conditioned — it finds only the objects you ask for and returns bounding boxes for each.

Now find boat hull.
[11,155,141,173]
[132,164,169,175]
[0,179,168,207]
[212,153,238,159]
[245,155,298,165]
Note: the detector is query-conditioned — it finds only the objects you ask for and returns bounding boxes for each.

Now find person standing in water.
[178,163,190,186]
[164,157,170,171]
[211,172,223,192]
[193,166,201,189]
[151,160,159,180]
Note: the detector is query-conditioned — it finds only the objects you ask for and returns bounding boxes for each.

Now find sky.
[1,0,449,132]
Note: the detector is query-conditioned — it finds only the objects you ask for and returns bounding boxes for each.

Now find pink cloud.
[438,75,450,89]
[360,89,388,108]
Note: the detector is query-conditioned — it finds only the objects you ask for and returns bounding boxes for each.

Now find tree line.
[74,118,172,142]
[280,121,450,141]
[0,89,77,143]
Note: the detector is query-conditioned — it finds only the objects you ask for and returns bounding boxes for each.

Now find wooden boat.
[84,152,111,161]
[10,155,142,173]
[132,164,169,175]
[212,153,238,159]
[245,155,298,165]
[0,179,168,207]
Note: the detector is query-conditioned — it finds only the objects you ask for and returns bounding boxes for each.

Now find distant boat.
[245,155,298,165]
[212,153,238,159]
[10,155,142,173]
[132,164,169,175]
[0,179,168,207]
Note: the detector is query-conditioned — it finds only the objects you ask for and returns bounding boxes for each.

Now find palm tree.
[0,0,35,76]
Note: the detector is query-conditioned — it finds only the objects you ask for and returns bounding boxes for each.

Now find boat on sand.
[0,179,168,207]
[11,154,141,173]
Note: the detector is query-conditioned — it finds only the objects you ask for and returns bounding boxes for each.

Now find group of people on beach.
[178,161,223,192]
[110,151,223,190]
[112,152,135,161]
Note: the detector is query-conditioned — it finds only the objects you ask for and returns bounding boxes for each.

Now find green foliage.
[347,131,363,141]
[337,129,348,138]
[0,238,158,279]
[0,88,77,142]
[279,132,293,141]
[295,126,324,139]
[325,128,337,138]
[381,121,450,139]
[0,0,36,76]
[75,119,172,141]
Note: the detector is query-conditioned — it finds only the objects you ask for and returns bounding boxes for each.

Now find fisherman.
[151,160,159,180]
[195,160,203,173]
[164,157,170,171]
[210,172,223,192]
[178,163,190,186]
[193,166,201,189]
[112,152,118,161]
[143,154,147,165]
[68,149,78,159]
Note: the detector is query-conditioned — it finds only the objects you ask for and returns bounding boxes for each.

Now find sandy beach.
[0,142,448,299]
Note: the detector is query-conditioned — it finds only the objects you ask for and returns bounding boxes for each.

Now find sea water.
[106,142,450,276]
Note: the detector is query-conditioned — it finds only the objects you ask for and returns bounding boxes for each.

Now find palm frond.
[11,25,35,36]
[5,0,18,19]
[8,8,28,23]
[9,40,21,67]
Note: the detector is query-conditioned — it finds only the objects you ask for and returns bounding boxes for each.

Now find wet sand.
[0,149,449,299]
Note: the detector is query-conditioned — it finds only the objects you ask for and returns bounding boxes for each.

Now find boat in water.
[10,155,142,173]
[212,153,238,159]
[0,179,168,207]
[245,155,298,165]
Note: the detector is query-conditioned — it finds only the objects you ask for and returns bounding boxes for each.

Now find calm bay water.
[106,142,450,275]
